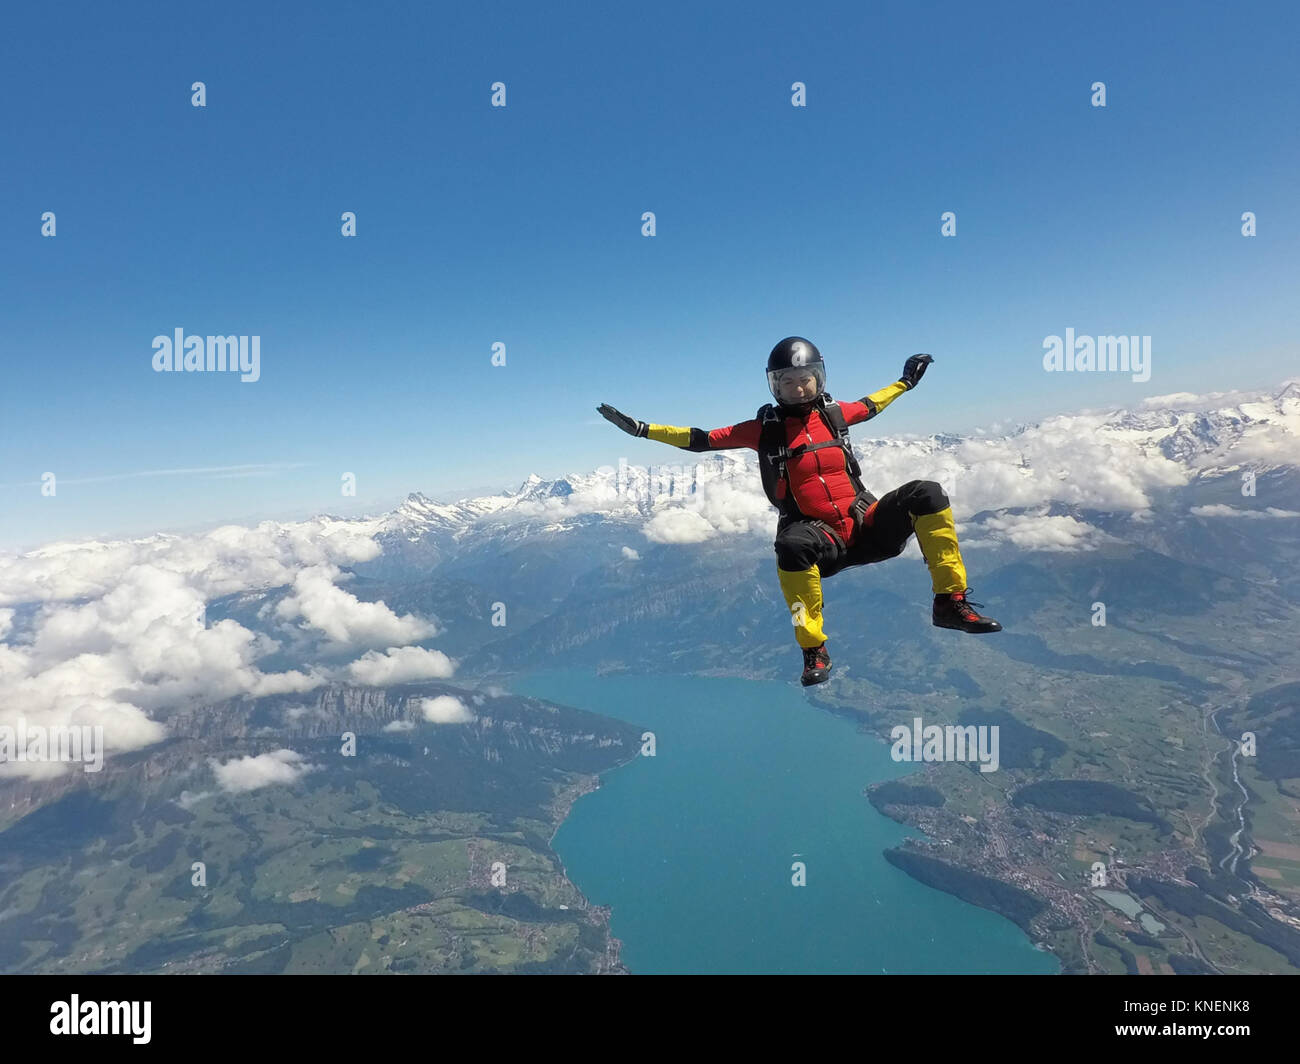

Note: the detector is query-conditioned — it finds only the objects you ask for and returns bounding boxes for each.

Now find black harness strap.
[758,395,876,532]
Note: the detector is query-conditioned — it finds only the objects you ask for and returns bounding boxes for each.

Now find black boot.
[933,589,1002,633]
[801,643,832,686]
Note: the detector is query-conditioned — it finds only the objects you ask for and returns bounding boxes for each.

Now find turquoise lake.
[510,668,1060,975]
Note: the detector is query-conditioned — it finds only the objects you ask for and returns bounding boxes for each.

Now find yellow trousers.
[777,507,967,646]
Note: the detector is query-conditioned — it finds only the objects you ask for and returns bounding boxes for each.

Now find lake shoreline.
[504,666,1058,974]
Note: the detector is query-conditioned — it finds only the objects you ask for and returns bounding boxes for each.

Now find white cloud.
[0,516,447,777]
[347,646,455,685]
[504,454,777,539]
[506,382,1300,552]
[249,667,330,696]
[621,546,640,560]
[1190,504,1300,519]
[282,704,328,722]
[0,517,383,608]
[209,749,317,793]
[960,511,1112,552]
[0,561,332,764]
[177,789,214,809]
[1139,384,1297,412]
[417,695,474,724]
[643,509,717,544]
[382,719,415,732]
[856,415,1189,517]
[273,563,438,647]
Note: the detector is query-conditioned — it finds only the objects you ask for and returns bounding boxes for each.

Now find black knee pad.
[774,525,823,571]
[905,479,949,516]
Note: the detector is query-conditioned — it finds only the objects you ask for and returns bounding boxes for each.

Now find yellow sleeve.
[646,420,760,452]
[646,424,693,448]
[862,380,908,417]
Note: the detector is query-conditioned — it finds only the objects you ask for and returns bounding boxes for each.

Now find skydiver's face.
[778,371,818,403]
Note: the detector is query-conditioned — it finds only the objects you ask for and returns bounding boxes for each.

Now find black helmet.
[767,337,825,406]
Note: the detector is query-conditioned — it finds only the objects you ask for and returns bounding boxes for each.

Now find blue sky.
[2,0,1297,550]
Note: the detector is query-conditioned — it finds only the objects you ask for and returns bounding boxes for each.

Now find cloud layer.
[0,518,448,779]
[506,383,1300,552]
[4,383,1296,780]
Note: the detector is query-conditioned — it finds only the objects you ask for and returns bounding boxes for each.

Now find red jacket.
[646,381,908,544]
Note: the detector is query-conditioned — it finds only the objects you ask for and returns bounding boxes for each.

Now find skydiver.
[598,337,1002,686]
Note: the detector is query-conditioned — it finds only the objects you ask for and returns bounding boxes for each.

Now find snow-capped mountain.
[4,380,1299,800]
[356,382,1300,577]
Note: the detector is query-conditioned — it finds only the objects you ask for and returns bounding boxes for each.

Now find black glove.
[901,353,934,390]
[597,403,648,437]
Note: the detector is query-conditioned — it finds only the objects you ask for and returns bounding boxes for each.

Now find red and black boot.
[801,643,832,686]
[933,589,1002,633]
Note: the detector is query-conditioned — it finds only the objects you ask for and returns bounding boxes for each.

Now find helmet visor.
[768,365,825,404]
